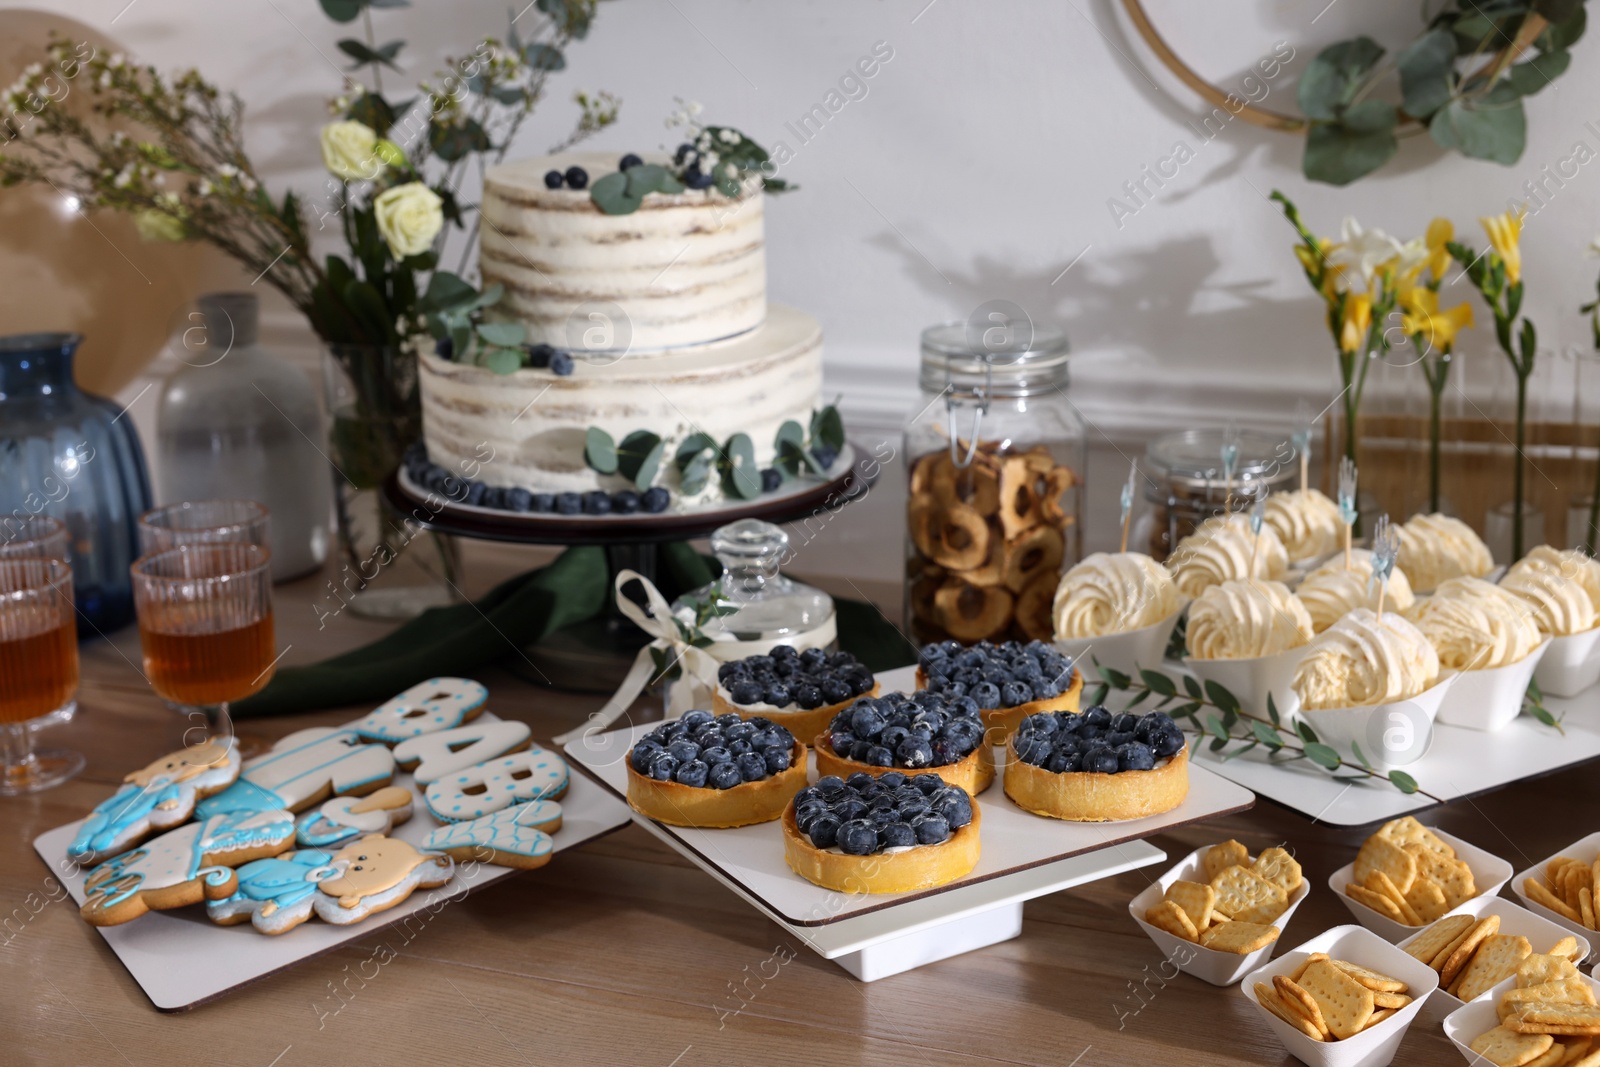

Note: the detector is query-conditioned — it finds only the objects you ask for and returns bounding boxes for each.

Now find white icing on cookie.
[81,808,295,923]
[422,800,562,863]
[196,727,397,816]
[347,678,490,742]
[423,745,568,822]
[392,720,532,784]
[295,786,414,848]
[69,737,240,864]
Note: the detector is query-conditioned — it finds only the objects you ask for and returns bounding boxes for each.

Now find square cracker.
[1372,990,1412,1009]
[1253,847,1302,894]
[1291,951,1331,983]
[1274,975,1330,1037]
[1255,983,1323,1041]
[1298,959,1375,1040]
[1144,900,1198,942]
[1199,920,1277,954]
[1417,848,1477,909]
[1505,1002,1600,1035]
[1381,816,1455,857]
[1347,883,1405,922]
[1529,878,1584,924]
[1551,937,1582,962]
[1203,839,1250,882]
[1405,913,1475,965]
[1442,916,1503,989]
[1500,982,1598,1024]
[1521,954,1582,990]
[1366,869,1424,925]
[1355,835,1418,895]
[1471,1025,1554,1067]
[1212,866,1288,925]
[1165,880,1216,933]
[1331,959,1409,993]
[1404,876,1450,924]
[1457,934,1534,1003]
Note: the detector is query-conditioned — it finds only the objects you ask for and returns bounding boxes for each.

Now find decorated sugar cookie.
[295,786,414,848]
[393,719,532,785]
[196,727,397,817]
[423,799,563,869]
[206,834,454,935]
[347,678,490,743]
[68,737,240,865]
[80,808,296,926]
[423,744,569,823]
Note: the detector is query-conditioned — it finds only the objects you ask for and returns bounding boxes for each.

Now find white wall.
[49,0,1600,581]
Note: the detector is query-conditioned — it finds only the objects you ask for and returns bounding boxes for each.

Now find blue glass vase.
[0,333,152,634]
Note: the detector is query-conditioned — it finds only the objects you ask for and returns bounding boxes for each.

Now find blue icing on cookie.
[347,678,490,743]
[83,808,295,911]
[195,779,286,818]
[423,744,568,823]
[227,850,336,909]
[422,801,561,860]
[71,781,180,860]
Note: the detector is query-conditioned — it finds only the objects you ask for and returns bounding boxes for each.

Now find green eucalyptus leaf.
[1396,28,1456,118]
[1429,86,1526,164]
[1298,36,1385,121]
[476,322,524,347]
[1204,714,1227,739]
[1140,669,1176,697]
[1171,701,1202,720]
[774,419,805,453]
[584,427,618,474]
[1209,735,1229,752]
[1304,101,1399,185]
[1304,742,1342,770]
[337,38,404,72]
[1505,50,1572,96]
[1126,688,1152,709]
[590,170,642,216]
[721,433,761,499]
[812,404,846,451]
[1267,691,1281,727]
[1350,741,1374,771]
[1387,770,1420,794]
[1182,674,1203,700]
[633,440,665,490]
[484,347,522,375]
[1296,720,1321,744]
[319,0,364,22]
[1535,0,1584,22]
[1250,721,1283,749]
[624,163,676,198]
[680,452,714,496]
[616,430,663,481]
[1100,666,1132,690]
[1539,7,1587,51]
[1202,680,1240,714]
[346,92,397,137]
[1085,683,1109,708]
[523,43,565,71]
[428,118,492,163]
[674,432,718,472]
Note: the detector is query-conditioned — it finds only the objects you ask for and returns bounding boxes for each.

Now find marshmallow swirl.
[1167,514,1289,599]
[1186,579,1314,660]
[1296,558,1416,633]
[1292,608,1440,710]
[1395,513,1493,593]
[1405,576,1542,670]
[1264,488,1343,563]
[1051,552,1180,639]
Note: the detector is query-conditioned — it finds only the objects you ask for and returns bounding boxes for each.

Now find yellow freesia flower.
[1480,207,1525,287]
[1400,287,1474,352]
[1425,217,1453,283]
[1339,291,1373,354]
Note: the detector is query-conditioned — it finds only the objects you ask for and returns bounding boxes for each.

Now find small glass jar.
[673,519,836,648]
[1134,428,1299,561]
[902,321,1083,645]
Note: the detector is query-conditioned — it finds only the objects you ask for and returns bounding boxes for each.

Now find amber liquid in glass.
[140,613,276,705]
[0,622,78,723]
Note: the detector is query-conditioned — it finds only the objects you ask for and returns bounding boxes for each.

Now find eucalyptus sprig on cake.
[1084,664,1439,799]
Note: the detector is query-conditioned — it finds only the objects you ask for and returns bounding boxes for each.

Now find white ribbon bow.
[552,568,836,746]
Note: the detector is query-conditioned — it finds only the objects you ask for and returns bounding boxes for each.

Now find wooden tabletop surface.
[3,541,1590,1067]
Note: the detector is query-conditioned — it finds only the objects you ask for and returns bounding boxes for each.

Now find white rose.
[373,182,443,259]
[320,120,380,181]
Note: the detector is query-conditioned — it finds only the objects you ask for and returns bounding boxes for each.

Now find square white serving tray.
[1118,668,1600,828]
[32,715,633,1012]
[565,714,1253,929]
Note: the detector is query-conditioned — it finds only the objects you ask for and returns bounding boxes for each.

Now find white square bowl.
[1443,969,1600,1066]
[1434,639,1551,732]
[1395,895,1593,1008]
[1127,843,1311,986]
[1296,682,1448,772]
[1329,827,1514,943]
[1511,830,1600,944]
[1240,924,1439,1067]
[1053,605,1184,682]
[1185,643,1306,719]
[1533,624,1600,697]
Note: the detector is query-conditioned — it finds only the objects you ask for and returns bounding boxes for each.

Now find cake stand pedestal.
[381,444,878,692]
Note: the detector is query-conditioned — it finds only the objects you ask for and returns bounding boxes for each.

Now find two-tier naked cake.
[418,150,826,504]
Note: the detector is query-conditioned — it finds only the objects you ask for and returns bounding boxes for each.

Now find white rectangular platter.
[565,694,1253,928]
[1177,682,1600,828]
[32,716,633,1013]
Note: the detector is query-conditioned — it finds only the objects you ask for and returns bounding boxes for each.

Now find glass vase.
[322,343,461,620]
[0,332,152,634]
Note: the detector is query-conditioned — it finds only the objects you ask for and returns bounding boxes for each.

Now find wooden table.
[2,542,1585,1066]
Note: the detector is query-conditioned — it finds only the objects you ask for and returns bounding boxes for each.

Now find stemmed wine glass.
[0,558,85,794]
[131,544,276,759]
[0,516,76,728]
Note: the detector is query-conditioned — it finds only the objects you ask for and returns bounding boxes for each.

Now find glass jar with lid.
[1133,427,1298,561]
[674,518,836,648]
[902,318,1083,646]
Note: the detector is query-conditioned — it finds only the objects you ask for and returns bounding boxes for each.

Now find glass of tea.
[1,516,77,729]
[138,500,270,556]
[132,544,275,758]
[0,557,85,794]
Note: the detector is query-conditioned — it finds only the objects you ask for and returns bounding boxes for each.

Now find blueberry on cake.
[626,711,807,828]
[916,639,1082,742]
[713,645,879,744]
[781,771,981,893]
[1004,708,1189,821]
[813,691,994,796]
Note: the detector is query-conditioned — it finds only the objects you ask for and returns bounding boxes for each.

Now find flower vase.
[0,333,152,634]
[322,343,460,620]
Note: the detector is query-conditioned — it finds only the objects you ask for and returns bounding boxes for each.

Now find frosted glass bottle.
[156,293,330,581]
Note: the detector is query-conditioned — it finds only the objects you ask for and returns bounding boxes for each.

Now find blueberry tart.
[713,646,879,744]
[813,691,994,796]
[626,712,807,828]
[781,771,981,893]
[916,640,1082,742]
[1004,708,1189,821]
